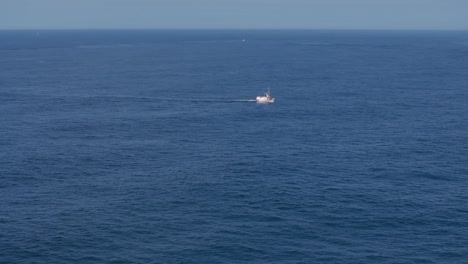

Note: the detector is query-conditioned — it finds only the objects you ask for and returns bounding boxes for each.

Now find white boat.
[256,89,275,103]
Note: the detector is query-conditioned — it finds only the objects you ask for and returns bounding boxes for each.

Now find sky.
[1,0,468,30]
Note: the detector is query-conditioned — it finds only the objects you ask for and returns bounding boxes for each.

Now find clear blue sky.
[1,0,468,30]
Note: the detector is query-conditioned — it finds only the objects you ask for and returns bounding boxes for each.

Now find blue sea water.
[1,30,467,263]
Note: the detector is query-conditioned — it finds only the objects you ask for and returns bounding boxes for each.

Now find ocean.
[1,30,467,263]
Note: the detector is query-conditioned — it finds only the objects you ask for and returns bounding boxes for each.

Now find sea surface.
[1,30,467,263]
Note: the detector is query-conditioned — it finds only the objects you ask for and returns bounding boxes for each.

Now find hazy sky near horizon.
[1,0,468,30]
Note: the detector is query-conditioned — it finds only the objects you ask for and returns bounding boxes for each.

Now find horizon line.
[1,28,468,31]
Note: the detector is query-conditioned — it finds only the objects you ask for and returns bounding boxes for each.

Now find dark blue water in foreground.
[1,30,468,263]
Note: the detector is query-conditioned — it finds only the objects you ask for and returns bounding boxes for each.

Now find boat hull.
[256,96,275,103]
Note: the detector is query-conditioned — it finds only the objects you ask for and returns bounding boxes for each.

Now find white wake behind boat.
[256,89,275,103]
